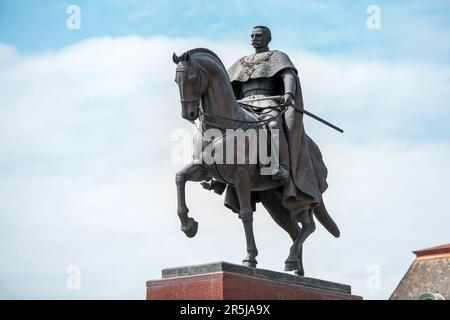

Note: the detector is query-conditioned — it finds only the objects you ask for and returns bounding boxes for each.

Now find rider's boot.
[201,179,226,195]
[272,127,290,183]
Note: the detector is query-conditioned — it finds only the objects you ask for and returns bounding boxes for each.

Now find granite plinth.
[146,261,362,300]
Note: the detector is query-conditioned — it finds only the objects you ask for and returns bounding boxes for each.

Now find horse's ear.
[172,52,180,64]
[185,51,191,64]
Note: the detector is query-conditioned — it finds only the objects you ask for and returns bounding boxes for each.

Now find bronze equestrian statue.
[173,26,340,276]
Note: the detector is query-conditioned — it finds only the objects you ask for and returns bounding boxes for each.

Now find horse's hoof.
[181,218,198,238]
[295,268,305,277]
[242,260,257,268]
[284,260,300,272]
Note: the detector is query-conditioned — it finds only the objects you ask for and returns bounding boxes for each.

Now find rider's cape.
[225,50,329,218]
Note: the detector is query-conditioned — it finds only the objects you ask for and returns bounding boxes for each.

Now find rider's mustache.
[252,40,264,46]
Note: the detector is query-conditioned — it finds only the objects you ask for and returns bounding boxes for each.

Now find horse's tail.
[314,198,340,238]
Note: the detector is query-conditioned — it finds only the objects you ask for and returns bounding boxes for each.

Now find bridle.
[176,63,206,104]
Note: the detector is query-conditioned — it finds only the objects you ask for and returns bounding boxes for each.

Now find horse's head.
[173,51,208,122]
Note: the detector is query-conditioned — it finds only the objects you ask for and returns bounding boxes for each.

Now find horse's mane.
[181,48,228,73]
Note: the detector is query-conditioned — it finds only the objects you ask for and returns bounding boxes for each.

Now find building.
[390,244,450,300]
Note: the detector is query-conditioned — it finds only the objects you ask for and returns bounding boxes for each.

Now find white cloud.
[0,36,448,299]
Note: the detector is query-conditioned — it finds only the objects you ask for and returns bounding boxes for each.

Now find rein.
[201,103,289,130]
[176,53,343,133]
[177,59,288,130]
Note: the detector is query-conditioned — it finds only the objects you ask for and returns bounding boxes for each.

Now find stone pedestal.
[146,261,362,300]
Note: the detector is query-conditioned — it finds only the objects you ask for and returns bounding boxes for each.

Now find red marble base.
[146,262,362,300]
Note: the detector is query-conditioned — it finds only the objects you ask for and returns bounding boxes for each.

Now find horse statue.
[172,48,339,276]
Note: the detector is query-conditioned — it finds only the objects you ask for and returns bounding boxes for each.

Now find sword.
[237,95,344,133]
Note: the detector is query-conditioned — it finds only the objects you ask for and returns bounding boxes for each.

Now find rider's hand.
[280,93,294,106]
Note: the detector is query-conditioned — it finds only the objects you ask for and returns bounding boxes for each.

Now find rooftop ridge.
[413,243,450,258]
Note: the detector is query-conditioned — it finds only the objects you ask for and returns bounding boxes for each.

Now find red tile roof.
[413,243,450,258]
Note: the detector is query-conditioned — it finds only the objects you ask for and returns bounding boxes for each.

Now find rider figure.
[202,25,304,193]
[228,26,297,182]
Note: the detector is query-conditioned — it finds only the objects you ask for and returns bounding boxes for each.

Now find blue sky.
[1,0,449,141]
[1,0,450,60]
[0,1,449,300]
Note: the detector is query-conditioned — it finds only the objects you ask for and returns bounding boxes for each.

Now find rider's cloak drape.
[224,51,329,220]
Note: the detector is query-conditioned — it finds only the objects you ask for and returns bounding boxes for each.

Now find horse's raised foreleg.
[285,211,316,274]
[234,168,258,268]
[176,162,207,238]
